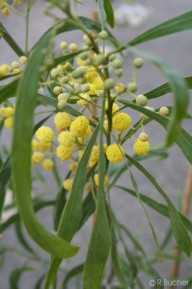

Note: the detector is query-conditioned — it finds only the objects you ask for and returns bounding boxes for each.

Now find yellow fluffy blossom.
[42,159,54,170]
[54,112,72,131]
[31,152,44,164]
[85,69,97,82]
[56,145,73,160]
[0,64,10,77]
[68,161,78,172]
[93,77,103,90]
[4,117,13,128]
[89,145,99,167]
[81,125,92,139]
[106,144,125,163]
[31,139,40,151]
[2,107,14,118]
[70,115,89,137]
[89,83,97,95]
[133,139,149,155]
[63,178,73,191]
[58,131,75,147]
[35,126,54,143]
[38,142,51,152]
[94,174,108,186]
[112,112,132,131]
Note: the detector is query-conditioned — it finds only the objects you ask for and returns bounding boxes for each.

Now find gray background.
[1,0,192,288]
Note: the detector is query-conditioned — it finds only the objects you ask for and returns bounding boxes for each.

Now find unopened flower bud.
[135,94,148,106]
[133,57,144,68]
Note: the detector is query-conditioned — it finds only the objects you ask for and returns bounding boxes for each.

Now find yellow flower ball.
[58,131,75,147]
[42,159,54,170]
[70,115,89,137]
[68,161,78,172]
[85,69,97,82]
[93,77,103,90]
[81,125,92,139]
[112,112,132,131]
[88,83,97,95]
[2,107,14,118]
[31,139,39,151]
[31,152,44,164]
[0,64,10,77]
[38,142,51,152]
[56,145,73,160]
[35,126,54,143]
[4,117,13,128]
[63,178,73,191]
[54,112,72,132]
[89,145,99,167]
[105,100,119,114]
[106,144,124,163]
[94,174,108,186]
[133,139,149,155]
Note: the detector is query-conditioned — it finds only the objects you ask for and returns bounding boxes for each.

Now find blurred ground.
[0,0,192,288]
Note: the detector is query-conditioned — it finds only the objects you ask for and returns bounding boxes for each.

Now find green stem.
[25,0,30,54]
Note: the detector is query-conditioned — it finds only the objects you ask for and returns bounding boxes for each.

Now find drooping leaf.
[96,0,106,29]
[9,266,36,289]
[44,126,99,289]
[145,76,192,100]
[125,154,192,257]
[0,23,26,56]
[0,199,55,233]
[128,10,192,46]
[0,78,19,104]
[83,90,111,289]
[103,0,115,28]
[116,185,192,235]
[11,26,78,259]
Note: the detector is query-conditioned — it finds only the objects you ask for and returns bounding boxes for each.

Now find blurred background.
[0,0,192,288]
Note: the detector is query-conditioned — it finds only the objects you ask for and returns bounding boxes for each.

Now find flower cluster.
[1,32,170,190]
[0,0,23,16]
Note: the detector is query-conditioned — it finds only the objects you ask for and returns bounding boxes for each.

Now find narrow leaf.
[129,11,192,46]
[145,76,192,100]
[96,0,107,29]
[9,266,36,289]
[44,126,99,289]
[0,23,26,56]
[83,90,111,289]
[104,0,115,28]
[12,27,78,259]
[0,78,18,104]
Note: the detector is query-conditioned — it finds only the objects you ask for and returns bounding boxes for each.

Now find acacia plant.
[0,1,192,288]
